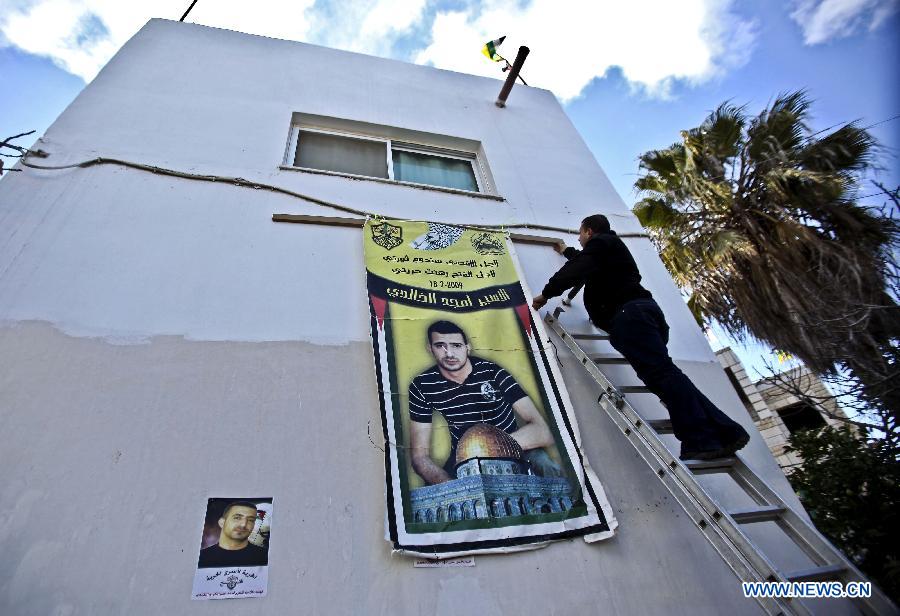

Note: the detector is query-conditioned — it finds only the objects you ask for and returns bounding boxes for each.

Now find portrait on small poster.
[191,497,273,600]
[364,219,616,557]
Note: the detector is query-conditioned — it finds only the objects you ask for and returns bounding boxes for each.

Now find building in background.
[717,348,855,473]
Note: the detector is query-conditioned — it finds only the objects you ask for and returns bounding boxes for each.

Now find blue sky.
[1,0,898,379]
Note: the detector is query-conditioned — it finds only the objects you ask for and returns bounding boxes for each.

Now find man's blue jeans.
[607,298,746,453]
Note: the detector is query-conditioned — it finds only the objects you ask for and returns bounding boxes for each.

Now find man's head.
[217,501,258,545]
[426,320,470,374]
[578,214,611,247]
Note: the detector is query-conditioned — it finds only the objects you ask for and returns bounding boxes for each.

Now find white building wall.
[0,19,846,615]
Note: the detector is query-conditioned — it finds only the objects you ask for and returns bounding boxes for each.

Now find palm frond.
[633,197,681,229]
[701,102,745,161]
[632,90,899,422]
[801,123,875,173]
[747,90,811,166]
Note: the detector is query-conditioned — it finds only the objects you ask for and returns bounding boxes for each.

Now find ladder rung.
[647,419,673,434]
[684,457,738,473]
[589,353,630,364]
[618,385,651,394]
[728,505,785,524]
[784,564,847,583]
[571,333,610,340]
[543,311,894,615]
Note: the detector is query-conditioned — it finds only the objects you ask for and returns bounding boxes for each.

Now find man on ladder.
[532,214,749,461]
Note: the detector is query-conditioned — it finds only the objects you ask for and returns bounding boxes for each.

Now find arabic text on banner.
[364,219,616,556]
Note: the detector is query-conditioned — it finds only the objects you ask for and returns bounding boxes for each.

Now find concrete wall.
[0,19,846,615]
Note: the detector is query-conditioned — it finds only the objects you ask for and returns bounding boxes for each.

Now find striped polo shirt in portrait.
[408,356,527,447]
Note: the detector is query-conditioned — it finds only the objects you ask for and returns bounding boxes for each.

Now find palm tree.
[633,91,899,441]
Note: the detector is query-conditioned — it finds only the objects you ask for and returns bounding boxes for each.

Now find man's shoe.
[721,429,750,456]
[680,427,750,461]
[679,446,728,461]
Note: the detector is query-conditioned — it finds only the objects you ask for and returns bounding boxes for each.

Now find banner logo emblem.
[220,575,243,590]
[480,382,498,401]
[372,221,403,250]
[411,223,464,250]
[471,232,505,255]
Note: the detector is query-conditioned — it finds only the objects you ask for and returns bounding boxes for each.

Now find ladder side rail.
[548,315,787,576]
[549,313,897,616]
[731,464,897,616]
[730,463,831,566]
[548,314,792,586]
[593,392,794,616]
[778,514,897,616]
[545,314,801,616]
[725,461,774,508]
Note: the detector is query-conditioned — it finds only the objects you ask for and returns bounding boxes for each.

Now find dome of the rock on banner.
[456,424,523,463]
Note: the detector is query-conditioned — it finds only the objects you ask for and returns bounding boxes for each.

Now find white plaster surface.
[0,19,850,615]
[2,18,701,356]
[0,167,370,344]
[0,321,774,616]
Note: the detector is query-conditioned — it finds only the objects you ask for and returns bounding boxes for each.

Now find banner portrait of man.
[364,219,615,556]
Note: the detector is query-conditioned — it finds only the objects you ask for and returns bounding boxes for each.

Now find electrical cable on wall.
[19,154,650,238]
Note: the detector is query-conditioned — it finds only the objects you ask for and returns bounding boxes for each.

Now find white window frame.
[388,141,484,193]
[284,126,488,194]
[287,126,392,180]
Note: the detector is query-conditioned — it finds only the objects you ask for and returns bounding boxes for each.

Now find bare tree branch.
[0,130,37,175]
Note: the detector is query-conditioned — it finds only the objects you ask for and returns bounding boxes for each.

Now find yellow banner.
[364,219,614,557]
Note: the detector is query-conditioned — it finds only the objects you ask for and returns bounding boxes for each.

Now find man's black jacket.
[541,230,652,330]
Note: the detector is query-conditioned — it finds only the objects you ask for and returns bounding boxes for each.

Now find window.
[294,130,388,179]
[776,402,826,434]
[392,147,479,192]
[285,125,487,194]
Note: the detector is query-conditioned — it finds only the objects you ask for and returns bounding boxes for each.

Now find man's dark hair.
[426,320,468,345]
[581,214,611,234]
[220,500,259,520]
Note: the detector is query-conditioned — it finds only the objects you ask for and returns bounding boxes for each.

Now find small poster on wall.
[191,497,273,600]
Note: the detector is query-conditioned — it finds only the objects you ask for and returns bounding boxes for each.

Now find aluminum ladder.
[543,308,895,616]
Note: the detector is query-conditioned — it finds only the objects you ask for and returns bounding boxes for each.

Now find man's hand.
[553,241,566,254]
[524,449,564,478]
[409,421,452,485]
[510,397,554,450]
[532,294,548,310]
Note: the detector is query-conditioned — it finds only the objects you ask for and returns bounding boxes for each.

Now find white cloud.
[0,0,752,99]
[185,0,315,43]
[357,0,428,54]
[0,0,426,83]
[790,0,899,45]
[414,0,757,101]
[306,0,427,56]
[2,0,120,80]
[0,0,316,82]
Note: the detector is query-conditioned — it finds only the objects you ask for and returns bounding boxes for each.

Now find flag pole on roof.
[482,36,528,89]
[494,45,530,108]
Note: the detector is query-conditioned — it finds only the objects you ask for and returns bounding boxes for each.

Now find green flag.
[481,36,506,61]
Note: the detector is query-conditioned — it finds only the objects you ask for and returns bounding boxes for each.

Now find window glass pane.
[294,131,388,178]
[392,150,478,192]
